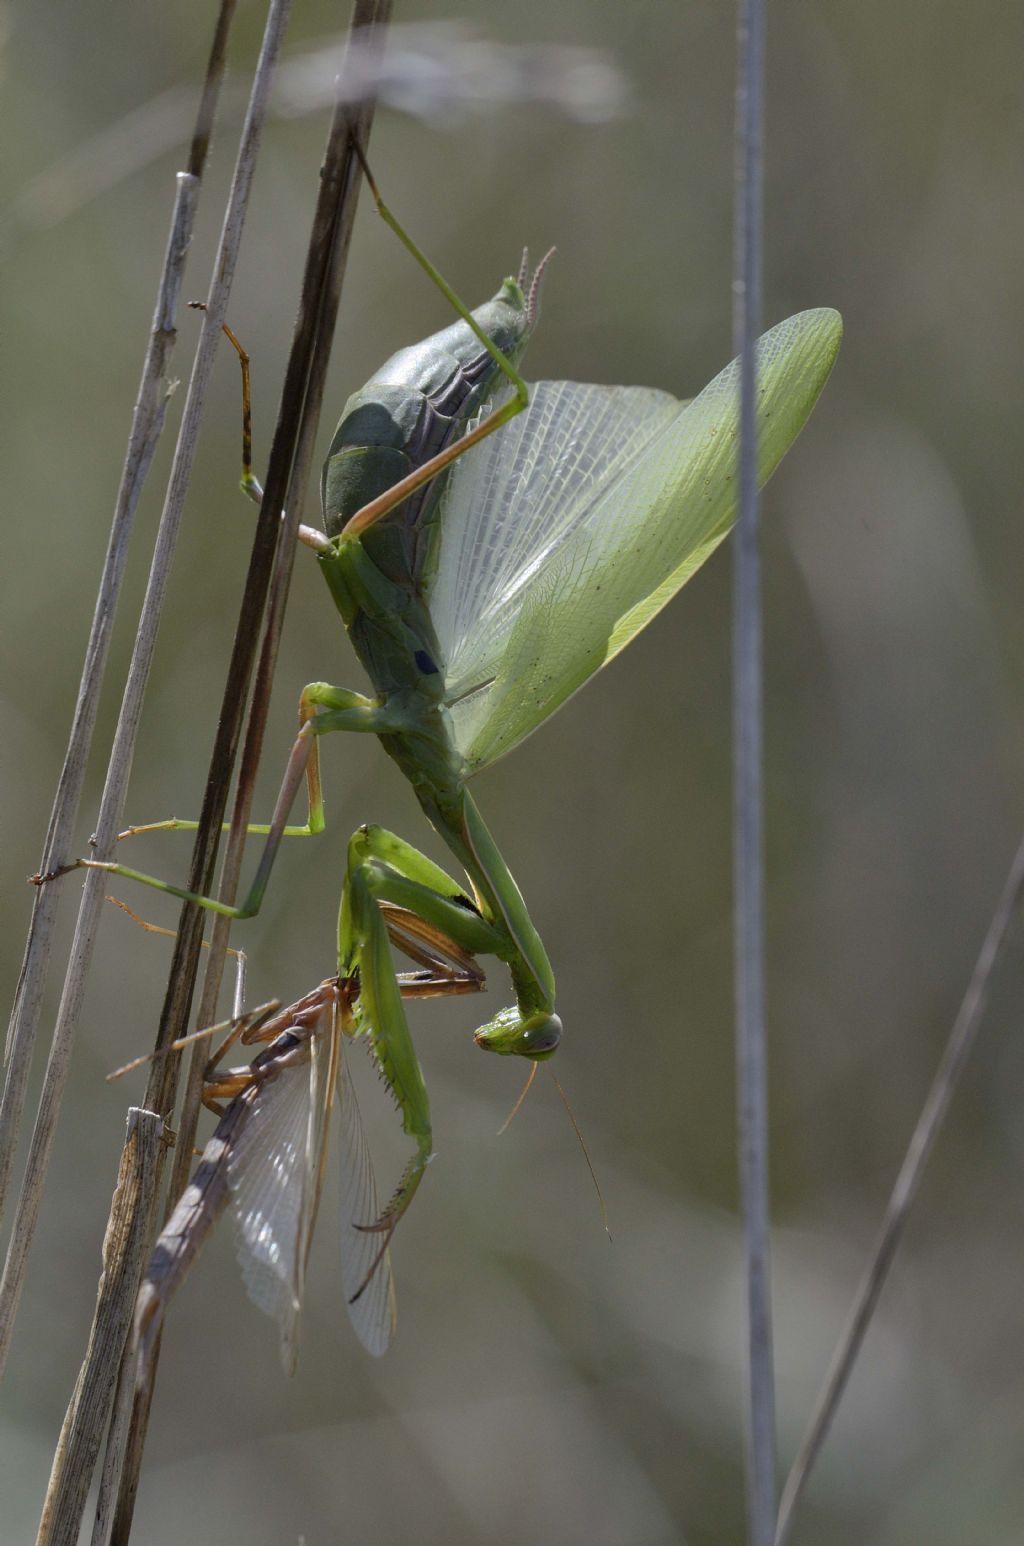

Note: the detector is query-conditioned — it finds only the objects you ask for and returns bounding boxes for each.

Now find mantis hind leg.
[192,301,328,549]
[338,147,553,542]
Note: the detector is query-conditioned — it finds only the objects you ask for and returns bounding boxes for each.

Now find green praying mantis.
[45,160,841,1361]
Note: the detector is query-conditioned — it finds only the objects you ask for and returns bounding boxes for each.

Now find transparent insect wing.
[432,308,842,772]
[430,379,679,709]
[227,1015,334,1374]
[335,1044,397,1356]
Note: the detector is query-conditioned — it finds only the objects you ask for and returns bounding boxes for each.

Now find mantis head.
[474,1005,562,1059]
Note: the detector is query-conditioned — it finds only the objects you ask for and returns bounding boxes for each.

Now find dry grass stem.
[108,2,393,1537]
[34,1108,164,1546]
[0,0,241,1374]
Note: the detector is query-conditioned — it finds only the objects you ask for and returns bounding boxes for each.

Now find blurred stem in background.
[732,2,776,1542]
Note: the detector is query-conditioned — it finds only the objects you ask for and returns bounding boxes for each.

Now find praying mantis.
[45,160,841,1359]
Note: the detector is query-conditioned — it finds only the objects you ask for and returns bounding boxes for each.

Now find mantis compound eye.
[520,1013,562,1058]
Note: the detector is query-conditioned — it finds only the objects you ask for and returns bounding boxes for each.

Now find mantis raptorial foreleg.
[111,888,488,1109]
[337,823,528,1230]
[201,904,486,1121]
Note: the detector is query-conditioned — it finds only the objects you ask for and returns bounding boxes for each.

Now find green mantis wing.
[430,308,842,772]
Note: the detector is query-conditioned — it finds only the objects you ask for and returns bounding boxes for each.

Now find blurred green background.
[3,3,1024,1542]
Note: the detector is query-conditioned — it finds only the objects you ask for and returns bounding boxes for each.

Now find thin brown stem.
[108,2,393,1538]
[35,1108,164,1546]
[0,0,239,1367]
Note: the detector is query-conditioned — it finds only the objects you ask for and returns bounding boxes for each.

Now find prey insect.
[134,903,486,1370]
[47,159,841,1334]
